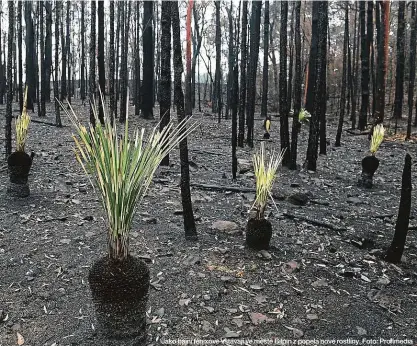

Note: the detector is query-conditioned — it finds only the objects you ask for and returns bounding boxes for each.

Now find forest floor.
[0,101,416,346]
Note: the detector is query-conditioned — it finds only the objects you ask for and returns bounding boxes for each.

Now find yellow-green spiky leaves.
[61,94,198,260]
[298,109,311,123]
[370,124,385,155]
[15,87,31,152]
[252,143,285,220]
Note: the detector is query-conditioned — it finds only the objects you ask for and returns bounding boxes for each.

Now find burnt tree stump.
[385,153,412,263]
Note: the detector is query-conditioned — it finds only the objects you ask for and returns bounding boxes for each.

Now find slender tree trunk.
[80,1,85,101]
[5,0,13,159]
[39,1,45,116]
[359,1,370,131]
[238,0,248,147]
[367,1,374,118]
[351,2,359,129]
[246,0,262,148]
[373,0,390,126]
[160,1,171,166]
[407,2,417,138]
[287,2,295,115]
[25,2,36,111]
[98,0,105,119]
[142,1,154,119]
[89,0,96,125]
[318,1,328,155]
[45,1,52,103]
[289,0,302,170]
[134,2,140,117]
[260,1,269,120]
[109,0,115,123]
[172,0,197,241]
[66,1,71,104]
[335,2,349,147]
[54,1,61,127]
[225,2,233,120]
[393,0,405,120]
[214,0,221,122]
[18,1,22,113]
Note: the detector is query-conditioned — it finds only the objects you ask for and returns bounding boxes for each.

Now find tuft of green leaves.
[298,109,311,124]
[370,124,385,155]
[252,142,285,220]
[62,93,198,260]
[15,87,31,152]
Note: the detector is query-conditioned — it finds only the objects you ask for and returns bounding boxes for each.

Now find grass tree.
[359,124,384,188]
[64,95,197,340]
[246,143,285,250]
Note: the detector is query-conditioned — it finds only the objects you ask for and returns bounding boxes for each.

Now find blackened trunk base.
[358,155,380,188]
[246,218,272,250]
[88,255,150,342]
[7,151,32,197]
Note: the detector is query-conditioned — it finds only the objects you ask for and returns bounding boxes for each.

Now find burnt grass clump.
[0,102,416,345]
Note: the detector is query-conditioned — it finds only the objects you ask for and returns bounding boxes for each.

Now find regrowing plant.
[298,108,311,124]
[252,142,285,220]
[370,124,385,155]
[15,87,30,152]
[62,95,198,261]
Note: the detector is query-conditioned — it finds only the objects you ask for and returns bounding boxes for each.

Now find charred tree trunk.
[407,2,417,138]
[172,0,197,241]
[238,1,248,147]
[225,2,233,120]
[25,2,36,111]
[80,1,86,101]
[367,1,374,118]
[5,0,13,159]
[89,0,96,126]
[142,1,154,119]
[280,1,291,164]
[109,0,115,123]
[359,1,370,131]
[39,1,45,116]
[97,0,105,119]
[44,1,52,103]
[374,0,390,125]
[289,0,302,170]
[18,1,22,112]
[160,1,171,166]
[54,1,61,127]
[351,2,360,129]
[318,1,328,155]
[213,0,221,121]
[66,1,71,104]
[260,1,269,120]
[393,0,405,120]
[335,2,349,147]
[246,0,262,148]
[119,3,131,123]
[134,2,140,117]
[385,153,412,263]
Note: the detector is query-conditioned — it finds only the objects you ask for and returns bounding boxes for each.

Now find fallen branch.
[190,182,286,200]
[283,212,347,232]
[345,129,370,136]
[190,149,228,156]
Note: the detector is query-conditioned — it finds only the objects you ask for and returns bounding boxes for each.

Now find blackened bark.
[18,1,22,112]
[66,1,71,104]
[45,1,52,103]
[109,0,115,123]
[5,0,13,159]
[318,1,328,155]
[374,0,390,125]
[80,1,85,101]
[98,1,105,120]
[260,0,269,120]
[115,2,121,119]
[39,1,45,116]
[160,1,171,166]
[214,0,221,121]
[287,2,294,115]
[25,2,36,110]
[385,153,412,263]
[89,0,96,126]
[142,1,154,119]
[246,0,262,148]
[225,2,233,120]
[351,2,359,129]
[120,3,131,123]
[232,64,238,179]
[335,2,349,147]
[191,5,203,110]
[280,1,291,165]
[60,3,66,101]
[134,2,140,117]
[289,0,301,170]
[367,1,374,118]
[359,1,370,131]
[393,1,405,120]
[238,1,248,147]
[408,2,417,138]
[172,0,197,241]
[54,1,61,126]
